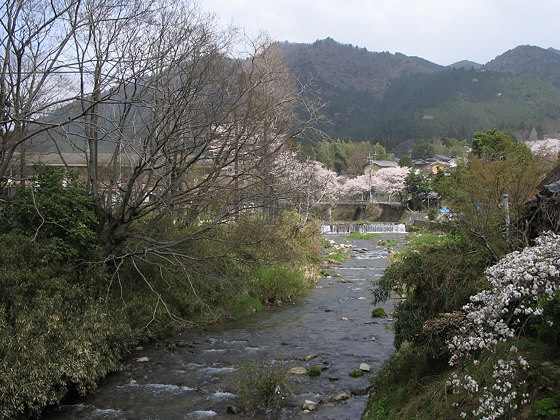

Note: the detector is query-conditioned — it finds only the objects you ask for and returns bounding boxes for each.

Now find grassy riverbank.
[363,229,560,420]
[0,174,323,419]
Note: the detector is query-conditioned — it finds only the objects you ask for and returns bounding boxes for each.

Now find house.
[413,155,456,176]
[364,160,399,175]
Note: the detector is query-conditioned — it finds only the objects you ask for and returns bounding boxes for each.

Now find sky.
[201,0,560,66]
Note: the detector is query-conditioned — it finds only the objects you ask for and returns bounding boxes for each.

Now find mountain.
[448,60,482,70]
[484,45,560,88]
[278,39,560,150]
[279,38,444,99]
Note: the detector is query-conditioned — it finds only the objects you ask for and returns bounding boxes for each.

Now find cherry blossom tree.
[372,166,410,203]
[340,174,371,201]
[525,138,560,159]
[273,156,342,223]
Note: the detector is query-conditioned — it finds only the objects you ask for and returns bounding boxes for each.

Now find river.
[44,230,405,420]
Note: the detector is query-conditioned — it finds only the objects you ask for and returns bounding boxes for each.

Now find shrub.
[372,232,490,351]
[0,165,99,260]
[534,398,558,419]
[308,366,322,377]
[236,362,288,411]
[251,264,309,303]
[372,308,388,318]
[349,369,364,377]
[0,233,133,419]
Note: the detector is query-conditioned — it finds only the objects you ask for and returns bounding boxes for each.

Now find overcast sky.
[202,0,560,66]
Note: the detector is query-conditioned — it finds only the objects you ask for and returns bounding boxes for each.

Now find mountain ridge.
[277,39,560,149]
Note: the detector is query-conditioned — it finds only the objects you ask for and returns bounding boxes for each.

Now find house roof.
[430,154,452,162]
[368,160,399,168]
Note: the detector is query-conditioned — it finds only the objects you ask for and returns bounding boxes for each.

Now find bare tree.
[0,0,84,182]
[2,0,325,323]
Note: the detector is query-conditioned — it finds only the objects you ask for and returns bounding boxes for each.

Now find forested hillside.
[485,45,560,88]
[278,39,560,151]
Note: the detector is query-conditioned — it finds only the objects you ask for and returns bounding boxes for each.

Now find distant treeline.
[303,137,470,175]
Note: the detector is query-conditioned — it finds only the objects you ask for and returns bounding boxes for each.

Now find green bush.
[308,366,322,377]
[230,294,263,316]
[534,398,558,418]
[530,290,560,346]
[236,362,288,411]
[373,232,490,351]
[0,233,133,419]
[0,165,99,260]
[349,369,364,377]
[251,264,309,303]
[372,307,388,318]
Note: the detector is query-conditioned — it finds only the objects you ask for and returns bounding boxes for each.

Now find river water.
[44,231,405,420]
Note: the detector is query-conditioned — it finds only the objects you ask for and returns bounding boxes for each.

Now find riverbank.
[1,210,323,419]
[362,230,560,420]
[42,231,406,419]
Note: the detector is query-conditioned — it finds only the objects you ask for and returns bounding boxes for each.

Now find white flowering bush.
[446,232,560,419]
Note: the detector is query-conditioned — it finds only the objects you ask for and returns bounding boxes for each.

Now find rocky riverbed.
[44,232,405,420]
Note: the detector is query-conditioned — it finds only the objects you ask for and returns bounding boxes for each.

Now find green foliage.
[325,249,349,264]
[412,137,469,159]
[405,170,431,210]
[437,138,547,255]
[1,165,99,260]
[236,362,288,411]
[307,366,322,377]
[534,398,558,418]
[319,237,333,248]
[427,208,438,220]
[471,128,532,161]
[366,338,560,419]
[230,294,263,317]
[251,265,309,303]
[112,211,321,333]
[530,290,560,346]
[349,369,364,377]
[0,233,133,419]
[373,232,490,350]
[367,395,391,420]
[306,139,393,174]
[398,155,413,167]
[371,307,388,318]
[343,232,381,240]
[377,238,399,251]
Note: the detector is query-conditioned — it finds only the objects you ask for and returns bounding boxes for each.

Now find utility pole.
[366,154,374,203]
[503,194,510,243]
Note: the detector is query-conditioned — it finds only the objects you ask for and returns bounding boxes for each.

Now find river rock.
[135,357,149,363]
[304,354,316,361]
[289,366,308,375]
[341,317,349,321]
[226,405,239,414]
[350,387,370,396]
[301,400,318,411]
[331,391,351,401]
[135,346,144,351]
[359,363,371,372]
